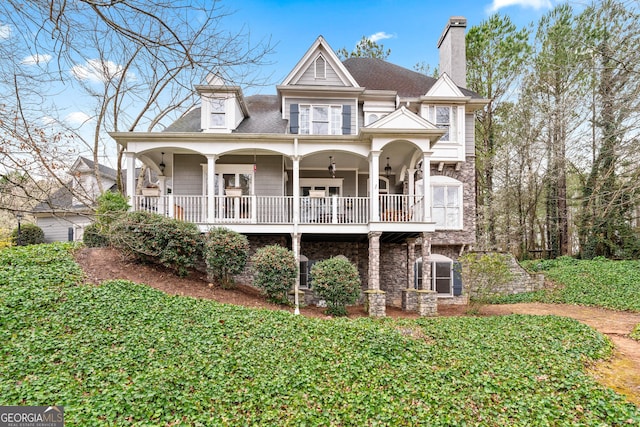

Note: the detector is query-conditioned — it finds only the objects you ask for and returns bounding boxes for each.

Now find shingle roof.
[343,57,481,98]
[234,95,287,134]
[163,107,202,132]
[163,95,287,134]
[78,156,118,181]
[162,59,481,134]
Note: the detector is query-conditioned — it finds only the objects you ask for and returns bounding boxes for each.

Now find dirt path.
[74,247,640,405]
[481,303,640,405]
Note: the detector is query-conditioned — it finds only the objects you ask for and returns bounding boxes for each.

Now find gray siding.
[36,215,91,243]
[218,155,284,196]
[284,98,357,135]
[297,60,345,86]
[465,113,475,157]
[174,154,206,195]
[256,156,284,196]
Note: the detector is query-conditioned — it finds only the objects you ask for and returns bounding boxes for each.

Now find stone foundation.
[365,290,386,317]
[417,290,438,316]
[402,288,417,311]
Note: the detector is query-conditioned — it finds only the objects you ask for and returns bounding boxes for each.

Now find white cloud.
[21,54,52,65]
[488,0,552,12]
[65,112,93,126]
[0,24,11,39]
[71,59,126,83]
[368,32,394,43]
[41,116,58,126]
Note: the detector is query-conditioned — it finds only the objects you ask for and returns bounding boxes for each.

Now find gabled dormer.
[196,73,249,133]
[69,157,117,207]
[278,36,363,136]
[279,36,360,89]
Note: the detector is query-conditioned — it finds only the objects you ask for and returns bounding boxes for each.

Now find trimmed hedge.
[311,257,361,316]
[110,211,203,277]
[252,244,297,304]
[204,227,249,288]
[11,223,44,246]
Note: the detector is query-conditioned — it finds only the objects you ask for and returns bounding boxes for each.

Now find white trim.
[280,36,360,88]
[430,176,463,230]
[415,255,454,297]
[314,54,326,79]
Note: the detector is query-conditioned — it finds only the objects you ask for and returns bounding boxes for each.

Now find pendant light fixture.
[328,155,336,178]
[384,157,392,177]
[159,152,166,175]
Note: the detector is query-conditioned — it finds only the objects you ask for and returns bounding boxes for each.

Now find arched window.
[315,56,326,79]
[430,176,463,229]
[367,113,379,125]
[414,254,462,297]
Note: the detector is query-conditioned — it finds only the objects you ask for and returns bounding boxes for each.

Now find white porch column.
[369,151,381,222]
[408,168,416,199]
[422,150,432,222]
[207,155,217,223]
[126,151,136,209]
[292,155,300,224]
[291,232,301,315]
[421,233,432,290]
[157,176,167,217]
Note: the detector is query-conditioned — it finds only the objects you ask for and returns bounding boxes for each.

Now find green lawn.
[492,256,640,312]
[1,244,639,425]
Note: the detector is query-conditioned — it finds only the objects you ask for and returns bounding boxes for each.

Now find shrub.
[83,222,109,248]
[459,252,513,313]
[0,228,11,249]
[310,257,361,316]
[96,191,130,223]
[252,245,297,304]
[204,227,249,289]
[11,223,45,246]
[110,211,203,276]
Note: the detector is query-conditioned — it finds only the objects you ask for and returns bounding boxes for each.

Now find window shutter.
[290,103,299,134]
[452,261,463,296]
[342,105,351,135]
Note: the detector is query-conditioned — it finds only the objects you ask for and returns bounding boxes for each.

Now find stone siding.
[465,251,544,297]
[429,158,476,246]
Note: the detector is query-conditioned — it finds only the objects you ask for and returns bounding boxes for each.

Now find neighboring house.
[33,157,118,242]
[110,17,488,316]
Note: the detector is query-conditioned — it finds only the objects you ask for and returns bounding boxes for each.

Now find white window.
[210,98,226,128]
[428,106,457,142]
[315,56,326,79]
[299,105,342,135]
[415,255,454,296]
[430,176,462,229]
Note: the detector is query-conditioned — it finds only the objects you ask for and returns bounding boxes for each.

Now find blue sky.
[1,0,560,170]
[225,0,558,94]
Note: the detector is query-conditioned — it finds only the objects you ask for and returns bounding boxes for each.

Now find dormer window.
[428,106,457,142]
[210,98,225,128]
[314,56,326,79]
[300,104,342,135]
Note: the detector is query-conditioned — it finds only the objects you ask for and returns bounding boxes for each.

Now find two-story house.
[33,156,118,243]
[110,17,488,316]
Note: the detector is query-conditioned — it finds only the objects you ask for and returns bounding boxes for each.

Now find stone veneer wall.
[380,243,408,307]
[429,158,476,247]
[465,252,544,297]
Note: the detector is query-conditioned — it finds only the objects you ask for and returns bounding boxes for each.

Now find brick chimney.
[437,16,467,89]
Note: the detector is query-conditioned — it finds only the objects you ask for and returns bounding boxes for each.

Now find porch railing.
[379,194,425,223]
[132,194,422,224]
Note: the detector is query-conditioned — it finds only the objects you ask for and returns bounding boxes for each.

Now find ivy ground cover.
[1,244,639,425]
[495,256,640,312]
